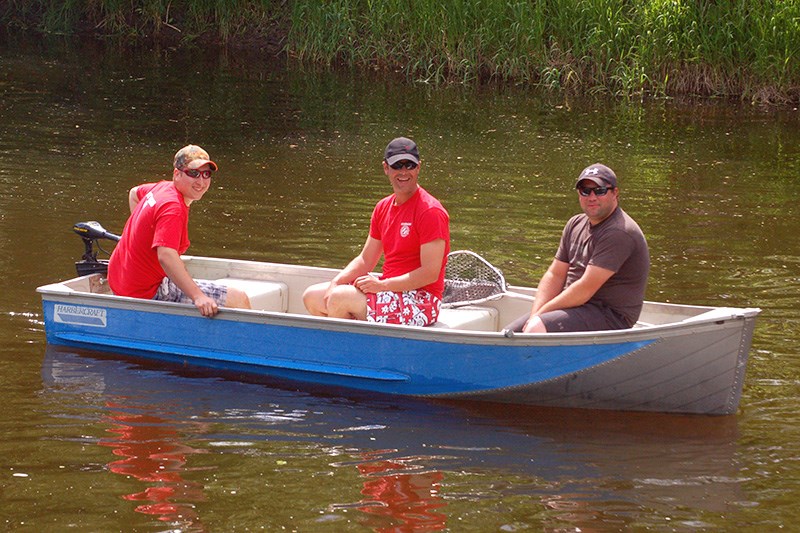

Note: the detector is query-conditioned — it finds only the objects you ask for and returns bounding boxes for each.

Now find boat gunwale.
[38,279,762,348]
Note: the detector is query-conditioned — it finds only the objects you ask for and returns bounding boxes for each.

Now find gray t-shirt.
[555,207,649,326]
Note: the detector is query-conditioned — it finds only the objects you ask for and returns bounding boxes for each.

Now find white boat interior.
[51,255,749,333]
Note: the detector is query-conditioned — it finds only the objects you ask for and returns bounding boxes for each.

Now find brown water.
[2,32,800,531]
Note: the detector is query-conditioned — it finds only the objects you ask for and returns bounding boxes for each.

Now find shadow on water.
[41,345,746,531]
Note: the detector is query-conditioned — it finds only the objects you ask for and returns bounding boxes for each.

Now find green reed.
[3,0,798,102]
[287,0,800,102]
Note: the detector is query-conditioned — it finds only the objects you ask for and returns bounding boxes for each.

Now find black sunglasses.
[389,160,418,170]
[577,185,614,197]
[182,168,213,180]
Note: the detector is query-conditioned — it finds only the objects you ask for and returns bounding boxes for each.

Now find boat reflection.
[98,409,207,529]
[41,345,746,531]
[331,450,447,531]
[42,347,210,531]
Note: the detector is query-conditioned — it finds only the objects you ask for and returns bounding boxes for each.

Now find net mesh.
[442,250,507,306]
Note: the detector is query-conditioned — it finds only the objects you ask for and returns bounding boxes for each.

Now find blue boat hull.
[44,298,658,390]
[39,291,758,415]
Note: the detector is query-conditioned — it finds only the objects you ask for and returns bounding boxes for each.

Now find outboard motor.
[73,221,121,276]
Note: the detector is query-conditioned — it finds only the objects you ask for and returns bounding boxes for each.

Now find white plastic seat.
[431,307,498,331]
[217,278,288,312]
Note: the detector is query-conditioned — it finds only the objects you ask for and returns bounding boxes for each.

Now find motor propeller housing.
[73,221,121,242]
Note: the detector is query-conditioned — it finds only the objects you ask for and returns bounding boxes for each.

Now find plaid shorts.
[365,289,441,327]
[153,277,228,306]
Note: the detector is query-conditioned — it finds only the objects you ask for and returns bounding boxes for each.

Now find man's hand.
[353,274,384,294]
[157,246,219,318]
[193,293,219,317]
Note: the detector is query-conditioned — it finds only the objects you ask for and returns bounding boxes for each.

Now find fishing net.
[442,250,507,307]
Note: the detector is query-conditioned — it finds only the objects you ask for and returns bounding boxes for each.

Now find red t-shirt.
[369,187,450,298]
[108,181,190,298]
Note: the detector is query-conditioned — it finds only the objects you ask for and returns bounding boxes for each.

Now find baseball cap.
[174,145,218,171]
[384,137,420,166]
[575,163,617,188]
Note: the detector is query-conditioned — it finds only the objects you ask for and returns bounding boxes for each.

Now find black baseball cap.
[575,163,617,188]
[384,137,420,166]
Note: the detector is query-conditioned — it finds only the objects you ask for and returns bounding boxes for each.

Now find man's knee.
[303,283,328,315]
[327,285,366,320]
[505,313,529,332]
[522,316,547,333]
[225,287,251,309]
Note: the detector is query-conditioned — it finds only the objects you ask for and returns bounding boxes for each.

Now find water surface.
[1,33,799,531]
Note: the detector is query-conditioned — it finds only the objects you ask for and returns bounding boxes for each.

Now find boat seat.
[431,306,498,332]
[216,278,288,312]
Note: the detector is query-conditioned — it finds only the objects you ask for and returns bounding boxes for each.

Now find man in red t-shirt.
[303,137,450,326]
[108,145,250,317]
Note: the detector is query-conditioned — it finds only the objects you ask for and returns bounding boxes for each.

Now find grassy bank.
[1,0,286,49]
[3,0,799,104]
[288,0,800,104]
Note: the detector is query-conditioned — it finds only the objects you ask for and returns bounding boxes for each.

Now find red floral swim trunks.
[365,289,441,327]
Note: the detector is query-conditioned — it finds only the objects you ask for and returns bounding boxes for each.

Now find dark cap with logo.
[575,163,617,188]
[384,137,420,166]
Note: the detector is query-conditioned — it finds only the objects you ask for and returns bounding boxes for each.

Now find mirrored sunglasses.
[389,160,418,170]
[182,168,213,180]
[577,185,613,197]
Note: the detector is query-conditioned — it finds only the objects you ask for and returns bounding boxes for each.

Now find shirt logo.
[144,191,156,207]
[400,222,411,238]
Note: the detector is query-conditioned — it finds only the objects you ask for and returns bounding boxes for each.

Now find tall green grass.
[3,0,798,103]
[287,0,800,103]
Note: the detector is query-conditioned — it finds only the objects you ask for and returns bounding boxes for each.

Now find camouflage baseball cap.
[174,145,218,171]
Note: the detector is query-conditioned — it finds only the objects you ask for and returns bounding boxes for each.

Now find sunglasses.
[389,160,418,170]
[577,185,614,197]
[182,168,213,180]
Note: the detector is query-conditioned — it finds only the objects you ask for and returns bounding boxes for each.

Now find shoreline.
[3,1,798,106]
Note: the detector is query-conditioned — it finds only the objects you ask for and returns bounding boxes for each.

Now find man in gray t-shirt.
[508,163,649,333]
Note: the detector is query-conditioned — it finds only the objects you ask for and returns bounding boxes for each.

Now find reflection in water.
[41,346,751,530]
[355,450,446,532]
[540,494,602,532]
[98,408,207,531]
[449,400,746,530]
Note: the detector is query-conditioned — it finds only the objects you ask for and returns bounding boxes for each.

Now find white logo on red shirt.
[400,222,411,238]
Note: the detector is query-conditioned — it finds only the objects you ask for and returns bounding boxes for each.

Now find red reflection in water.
[356,451,447,532]
[98,404,207,530]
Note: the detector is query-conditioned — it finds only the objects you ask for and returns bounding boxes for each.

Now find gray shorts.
[505,302,631,333]
[153,277,228,306]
